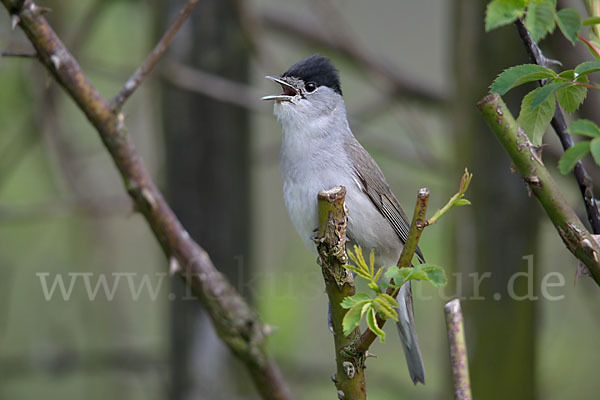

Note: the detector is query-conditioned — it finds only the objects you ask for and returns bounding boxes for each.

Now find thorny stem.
[477,94,600,285]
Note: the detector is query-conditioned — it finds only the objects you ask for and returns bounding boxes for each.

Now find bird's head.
[262,54,344,125]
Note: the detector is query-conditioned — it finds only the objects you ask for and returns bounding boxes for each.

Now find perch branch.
[477,94,600,285]
[315,186,367,400]
[444,299,472,400]
[0,1,291,399]
[514,19,600,234]
[353,188,430,354]
[110,0,199,110]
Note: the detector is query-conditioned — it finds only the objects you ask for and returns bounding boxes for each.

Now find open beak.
[261,76,297,101]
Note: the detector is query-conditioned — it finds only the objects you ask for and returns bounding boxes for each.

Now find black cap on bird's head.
[262,54,342,102]
[282,54,342,95]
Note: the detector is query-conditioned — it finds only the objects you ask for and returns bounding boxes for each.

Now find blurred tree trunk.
[158,1,253,399]
[451,1,540,399]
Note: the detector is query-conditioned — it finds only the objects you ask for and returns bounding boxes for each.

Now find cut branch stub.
[444,299,472,400]
[316,186,367,400]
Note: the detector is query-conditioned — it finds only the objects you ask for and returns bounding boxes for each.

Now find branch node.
[168,256,181,276]
[50,54,61,70]
[342,361,355,379]
[11,14,20,31]
[337,390,345,399]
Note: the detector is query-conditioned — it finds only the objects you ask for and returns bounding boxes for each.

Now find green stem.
[477,94,600,286]
[316,186,367,400]
[444,299,472,400]
[353,188,430,353]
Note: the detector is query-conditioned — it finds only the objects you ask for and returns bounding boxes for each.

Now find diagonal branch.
[478,94,600,285]
[353,188,430,354]
[110,0,199,110]
[514,19,600,234]
[1,1,291,399]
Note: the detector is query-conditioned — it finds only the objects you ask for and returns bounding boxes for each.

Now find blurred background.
[1,0,599,399]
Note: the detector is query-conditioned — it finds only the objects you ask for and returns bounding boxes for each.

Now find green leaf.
[342,303,365,336]
[485,0,527,31]
[555,8,582,44]
[377,293,399,308]
[340,292,372,309]
[490,64,556,95]
[343,264,371,280]
[531,81,570,109]
[384,266,412,284]
[454,198,472,206]
[517,87,556,145]
[372,266,384,284]
[567,119,600,138]
[366,308,386,342]
[591,137,600,166]
[525,0,557,42]
[574,61,600,76]
[373,297,398,321]
[581,35,600,61]
[420,266,448,288]
[556,85,587,113]
[558,141,591,174]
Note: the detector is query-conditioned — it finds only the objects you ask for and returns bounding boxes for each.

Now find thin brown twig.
[1,1,291,398]
[111,0,199,110]
[259,7,446,105]
[161,61,264,112]
[353,188,430,354]
[1,49,37,57]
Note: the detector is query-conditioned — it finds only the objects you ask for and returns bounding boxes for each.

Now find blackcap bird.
[262,54,425,385]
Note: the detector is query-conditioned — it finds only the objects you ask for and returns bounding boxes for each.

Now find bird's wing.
[345,138,425,263]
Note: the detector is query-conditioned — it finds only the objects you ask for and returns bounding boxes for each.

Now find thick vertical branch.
[444,299,472,400]
[478,94,600,285]
[316,186,367,400]
[1,1,291,399]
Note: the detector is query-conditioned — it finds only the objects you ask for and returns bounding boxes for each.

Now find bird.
[262,54,425,385]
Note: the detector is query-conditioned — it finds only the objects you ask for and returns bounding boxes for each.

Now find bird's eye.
[305,82,317,92]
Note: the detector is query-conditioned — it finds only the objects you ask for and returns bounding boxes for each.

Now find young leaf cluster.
[341,246,447,342]
[427,169,473,226]
[486,0,582,44]
[490,62,600,144]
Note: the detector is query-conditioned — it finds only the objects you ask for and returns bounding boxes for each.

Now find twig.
[353,188,430,354]
[259,7,446,105]
[315,186,367,400]
[1,1,291,399]
[1,49,36,57]
[444,299,472,400]
[111,0,199,110]
[477,94,600,285]
[161,61,264,112]
[514,19,600,234]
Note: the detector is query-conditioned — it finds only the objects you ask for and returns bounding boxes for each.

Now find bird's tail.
[395,281,426,385]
